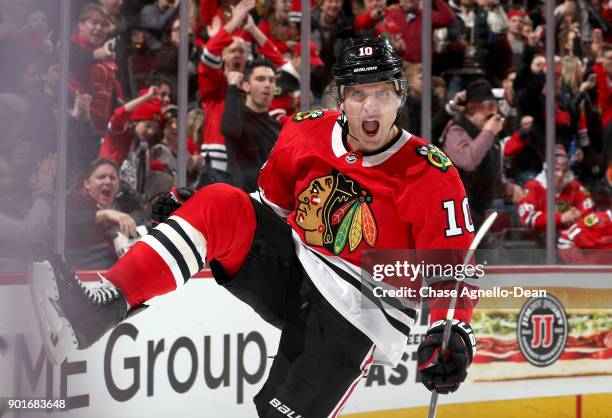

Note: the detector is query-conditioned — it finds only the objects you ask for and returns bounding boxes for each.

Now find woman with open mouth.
[65,158,148,270]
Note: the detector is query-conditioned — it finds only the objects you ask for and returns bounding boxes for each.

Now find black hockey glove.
[417,319,477,394]
[151,186,196,225]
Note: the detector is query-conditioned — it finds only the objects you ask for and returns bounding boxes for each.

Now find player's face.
[342,81,402,152]
[223,38,248,73]
[85,163,119,207]
[296,175,335,238]
[244,66,276,112]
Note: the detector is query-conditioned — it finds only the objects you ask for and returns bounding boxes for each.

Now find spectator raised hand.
[93,38,116,62]
[35,153,58,195]
[520,115,534,131]
[226,0,256,34]
[483,114,505,136]
[72,91,93,121]
[226,71,244,87]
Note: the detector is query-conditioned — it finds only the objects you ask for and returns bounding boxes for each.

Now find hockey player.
[32,37,477,417]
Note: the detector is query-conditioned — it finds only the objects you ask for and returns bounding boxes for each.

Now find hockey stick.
[426,211,498,418]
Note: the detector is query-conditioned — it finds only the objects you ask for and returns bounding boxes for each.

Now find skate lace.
[77,274,119,305]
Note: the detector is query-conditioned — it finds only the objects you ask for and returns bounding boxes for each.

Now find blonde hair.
[404,63,422,81]
[78,3,113,25]
[187,109,205,145]
[561,55,582,92]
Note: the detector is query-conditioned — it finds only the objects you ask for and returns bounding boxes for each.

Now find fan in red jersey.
[517,145,595,232]
[32,36,477,416]
[558,210,612,264]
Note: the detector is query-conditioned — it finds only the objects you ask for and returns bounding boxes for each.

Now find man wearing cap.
[98,86,162,195]
[270,41,324,122]
[441,79,522,228]
[518,145,595,233]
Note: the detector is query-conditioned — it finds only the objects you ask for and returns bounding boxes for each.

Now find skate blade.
[29,261,78,366]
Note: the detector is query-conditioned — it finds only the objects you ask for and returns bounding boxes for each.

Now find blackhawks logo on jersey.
[416,144,453,172]
[584,213,599,227]
[555,199,570,213]
[295,170,378,255]
[293,109,324,122]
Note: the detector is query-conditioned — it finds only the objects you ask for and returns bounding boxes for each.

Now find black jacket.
[221,85,281,192]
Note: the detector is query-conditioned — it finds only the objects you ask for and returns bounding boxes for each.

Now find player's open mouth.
[101,189,111,198]
[362,120,380,136]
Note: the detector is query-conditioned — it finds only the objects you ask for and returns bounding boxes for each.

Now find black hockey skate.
[30,256,147,365]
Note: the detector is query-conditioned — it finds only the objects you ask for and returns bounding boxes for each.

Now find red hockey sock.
[105,184,256,307]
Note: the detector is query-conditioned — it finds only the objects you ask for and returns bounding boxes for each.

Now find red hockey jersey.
[558,210,612,264]
[256,110,476,366]
[517,173,595,232]
[198,27,284,172]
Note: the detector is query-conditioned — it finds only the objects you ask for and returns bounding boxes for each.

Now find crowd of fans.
[1,0,612,271]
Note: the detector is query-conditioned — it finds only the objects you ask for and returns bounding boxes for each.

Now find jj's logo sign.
[530,314,554,348]
[518,296,568,368]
